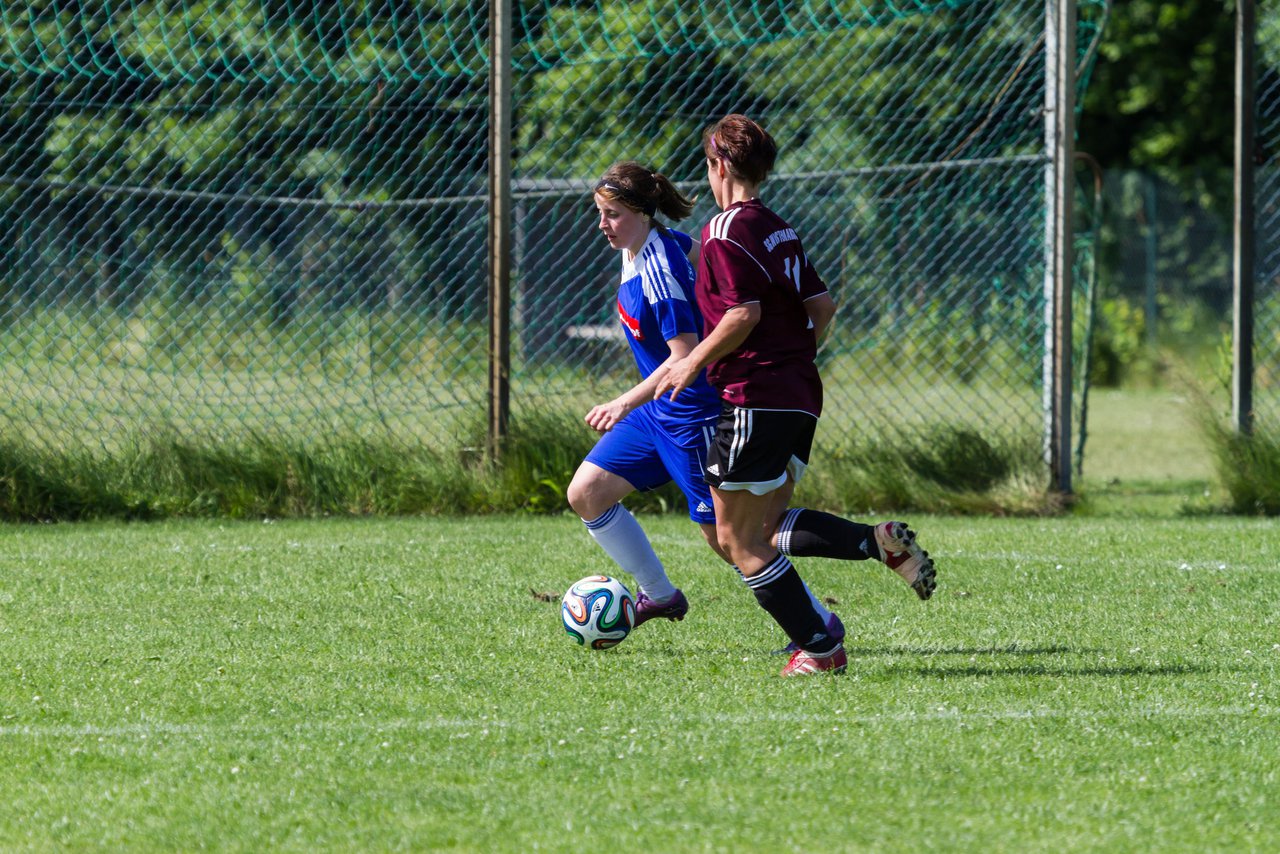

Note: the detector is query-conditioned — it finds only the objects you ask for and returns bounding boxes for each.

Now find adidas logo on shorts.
[695,502,712,514]
[706,464,720,475]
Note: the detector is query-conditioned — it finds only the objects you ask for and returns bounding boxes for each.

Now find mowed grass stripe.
[3,702,1277,741]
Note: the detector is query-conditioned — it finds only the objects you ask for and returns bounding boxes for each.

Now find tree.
[1077,0,1236,209]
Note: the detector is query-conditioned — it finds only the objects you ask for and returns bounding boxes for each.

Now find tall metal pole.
[1233,0,1256,436]
[488,0,513,460]
[1144,175,1158,348]
[1043,0,1076,494]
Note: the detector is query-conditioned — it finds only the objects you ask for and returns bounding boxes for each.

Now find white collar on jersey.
[621,226,661,268]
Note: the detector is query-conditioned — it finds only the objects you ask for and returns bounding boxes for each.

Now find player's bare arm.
[585,332,700,432]
[653,302,761,401]
[804,292,836,342]
[686,239,701,270]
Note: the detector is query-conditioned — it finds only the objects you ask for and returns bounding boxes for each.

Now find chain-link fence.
[1258,1,1280,430]
[0,2,1106,477]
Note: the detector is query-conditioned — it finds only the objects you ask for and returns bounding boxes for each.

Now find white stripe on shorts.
[727,407,752,475]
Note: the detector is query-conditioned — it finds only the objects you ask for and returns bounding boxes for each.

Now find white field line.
[0,717,496,739]
[1,705,1274,740]
[944,549,1280,572]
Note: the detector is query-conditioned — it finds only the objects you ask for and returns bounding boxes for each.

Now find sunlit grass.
[0,514,1276,850]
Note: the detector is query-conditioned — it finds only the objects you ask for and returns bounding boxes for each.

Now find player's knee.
[698,523,730,563]
[566,481,592,518]
[568,472,616,521]
[566,470,590,513]
[716,527,746,562]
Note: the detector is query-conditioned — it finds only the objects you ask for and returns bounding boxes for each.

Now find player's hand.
[584,398,630,433]
[653,358,696,402]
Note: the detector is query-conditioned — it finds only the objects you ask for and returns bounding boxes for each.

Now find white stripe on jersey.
[706,207,771,280]
[709,207,740,241]
[638,235,690,305]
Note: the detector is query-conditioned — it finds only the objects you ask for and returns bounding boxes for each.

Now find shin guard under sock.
[741,554,838,654]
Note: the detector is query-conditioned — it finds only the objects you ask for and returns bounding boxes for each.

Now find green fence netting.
[0,1,1108,473]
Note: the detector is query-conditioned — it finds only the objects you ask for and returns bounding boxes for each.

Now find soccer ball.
[561,575,635,649]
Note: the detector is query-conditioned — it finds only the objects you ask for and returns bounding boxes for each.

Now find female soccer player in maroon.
[655,114,937,676]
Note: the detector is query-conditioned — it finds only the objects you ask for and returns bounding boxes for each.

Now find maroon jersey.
[696,199,828,415]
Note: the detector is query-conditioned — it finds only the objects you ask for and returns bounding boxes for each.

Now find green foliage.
[1201,419,1280,516]
[1076,4,1239,344]
[1078,0,1234,203]
[801,424,1052,515]
[0,406,1054,521]
[464,406,598,513]
[0,436,144,521]
[0,0,1107,474]
[1083,291,1227,388]
[905,425,1019,491]
[821,277,1046,388]
[1259,289,1280,393]
[1088,295,1148,387]
[0,430,473,521]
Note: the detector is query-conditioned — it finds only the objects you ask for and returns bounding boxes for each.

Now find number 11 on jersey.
[782,255,802,291]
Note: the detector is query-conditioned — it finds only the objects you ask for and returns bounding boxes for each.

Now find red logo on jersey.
[618,298,642,340]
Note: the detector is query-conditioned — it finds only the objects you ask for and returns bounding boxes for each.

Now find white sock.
[582,504,678,601]
[735,565,832,622]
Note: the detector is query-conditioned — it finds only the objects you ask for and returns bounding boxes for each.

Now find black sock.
[776,508,877,561]
[743,554,838,653]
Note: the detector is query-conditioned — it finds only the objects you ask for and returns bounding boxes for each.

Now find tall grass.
[800,425,1056,515]
[1179,376,1280,516]
[0,430,473,521]
[1201,418,1280,515]
[0,408,1049,521]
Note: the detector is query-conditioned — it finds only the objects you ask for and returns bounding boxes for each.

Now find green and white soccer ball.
[561,575,635,649]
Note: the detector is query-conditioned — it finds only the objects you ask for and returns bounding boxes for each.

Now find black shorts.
[703,403,818,495]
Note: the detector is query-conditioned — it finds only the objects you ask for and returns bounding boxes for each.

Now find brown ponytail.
[595,161,695,226]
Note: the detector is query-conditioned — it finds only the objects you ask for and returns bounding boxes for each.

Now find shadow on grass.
[848,645,1087,657]
[901,662,1216,678]
[845,645,1221,677]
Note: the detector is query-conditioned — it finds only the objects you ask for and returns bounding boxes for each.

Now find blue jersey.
[616,228,720,431]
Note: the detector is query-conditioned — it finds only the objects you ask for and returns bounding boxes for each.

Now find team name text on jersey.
[762,227,799,253]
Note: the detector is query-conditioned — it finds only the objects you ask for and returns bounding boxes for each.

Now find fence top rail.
[1,154,1049,211]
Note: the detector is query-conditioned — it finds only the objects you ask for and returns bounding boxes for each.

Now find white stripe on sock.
[775,507,803,556]
[744,554,793,589]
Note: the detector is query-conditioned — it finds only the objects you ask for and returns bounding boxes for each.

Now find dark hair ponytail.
[594,161,695,226]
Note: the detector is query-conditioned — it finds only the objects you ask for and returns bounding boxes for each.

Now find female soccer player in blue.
[567,160,843,630]
[655,115,937,675]
[565,161,717,626]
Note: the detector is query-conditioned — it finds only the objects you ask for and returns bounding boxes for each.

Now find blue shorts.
[584,403,717,525]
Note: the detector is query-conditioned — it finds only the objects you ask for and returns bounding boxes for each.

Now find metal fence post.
[1044,0,1077,494]
[1234,0,1256,437]
[488,0,513,460]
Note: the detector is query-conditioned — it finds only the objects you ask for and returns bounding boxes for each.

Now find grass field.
[2,510,1277,851]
